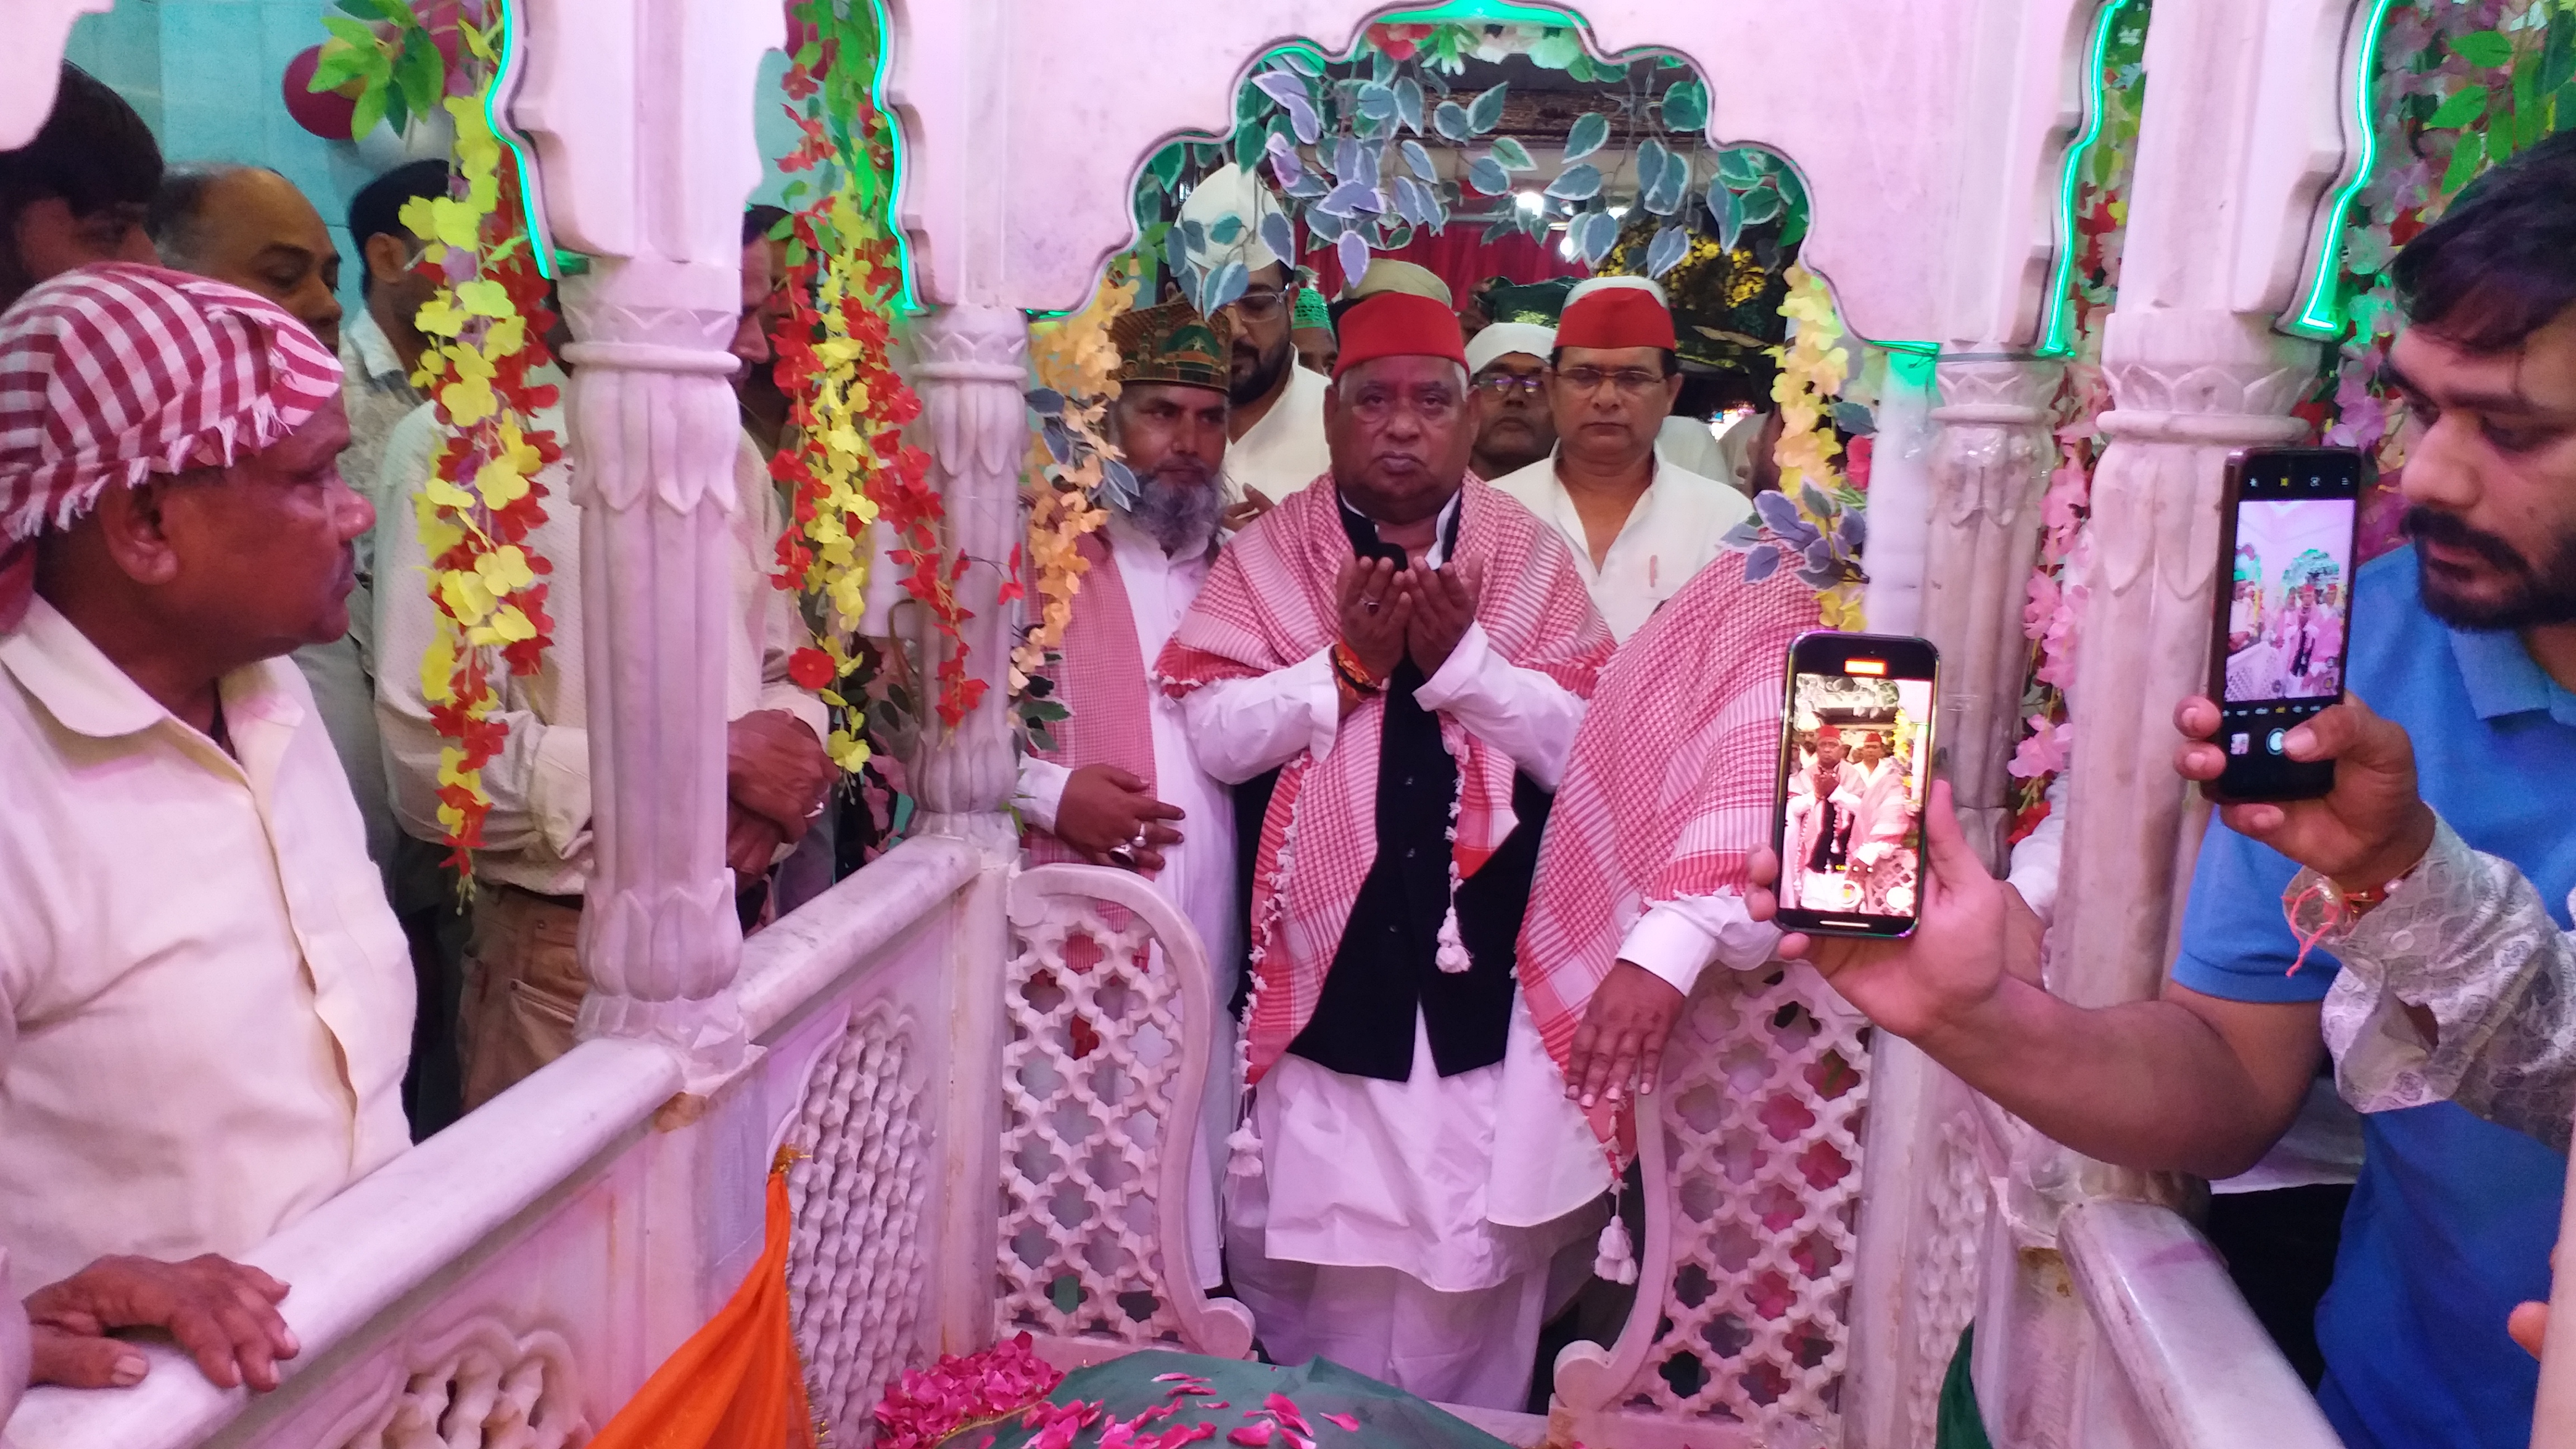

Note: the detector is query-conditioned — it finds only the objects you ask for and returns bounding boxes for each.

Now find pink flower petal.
[1229,1424,1275,1447]
[1323,1415,1360,1433]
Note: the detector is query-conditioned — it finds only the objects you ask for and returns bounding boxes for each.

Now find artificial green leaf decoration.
[1546,163,1602,201]
[1527,28,1583,69]
[2426,83,2489,129]
[1401,139,1438,181]
[2451,29,2513,69]
[1467,82,1508,135]
[1433,101,1471,141]
[1662,79,1709,132]
[1357,82,1398,121]
[1562,111,1610,164]
[1467,155,1510,195]
[1490,135,1536,172]
[1645,225,1690,279]
[1395,76,1425,135]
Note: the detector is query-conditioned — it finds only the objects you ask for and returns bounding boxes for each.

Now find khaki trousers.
[460,887,586,1111]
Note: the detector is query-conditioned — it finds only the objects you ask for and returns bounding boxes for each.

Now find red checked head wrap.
[0,262,342,629]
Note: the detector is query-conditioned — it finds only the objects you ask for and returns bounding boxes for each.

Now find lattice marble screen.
[329,1320,585,1449]
[1000,898,1191,1348]
[785,1007,932,1446]
[1632,964,1871,1438]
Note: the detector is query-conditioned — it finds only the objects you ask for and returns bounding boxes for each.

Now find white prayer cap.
[1344,257,1452,307]
[1465,321,1556,375]
[1564,274,1670,309]
[1177,163,1286,273]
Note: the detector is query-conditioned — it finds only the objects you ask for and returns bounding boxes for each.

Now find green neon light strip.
[865,0,925,313]
[2035,0,2129,358]
[2285,0,2396,339]
[1377,0,1593,23]
[483,0,557,280]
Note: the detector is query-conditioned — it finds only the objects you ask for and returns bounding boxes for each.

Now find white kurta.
[1490,452,1753,643]
[1014,513,1238,1288]
[1222,364,1332,506]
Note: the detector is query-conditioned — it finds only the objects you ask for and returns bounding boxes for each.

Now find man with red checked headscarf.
[1156,291,1613,1410]
[1519,544,1820,1195]
[1,263,412,1395]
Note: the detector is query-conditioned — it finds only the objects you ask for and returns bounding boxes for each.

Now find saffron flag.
[590,1154,816,1449]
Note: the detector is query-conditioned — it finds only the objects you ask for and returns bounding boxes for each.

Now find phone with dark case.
[1771,631,1940,940]
[2205,447,2366,803]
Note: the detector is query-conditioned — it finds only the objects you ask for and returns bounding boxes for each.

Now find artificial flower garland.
[1013,268,1135,728]
[1723,264,1869,629]
[404,76,564,861]
[770,0,981,745]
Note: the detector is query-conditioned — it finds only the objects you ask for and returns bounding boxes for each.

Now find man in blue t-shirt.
[1744,131,2576,1448]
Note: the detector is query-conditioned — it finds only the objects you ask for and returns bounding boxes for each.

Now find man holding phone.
[1750,130,2576,1449]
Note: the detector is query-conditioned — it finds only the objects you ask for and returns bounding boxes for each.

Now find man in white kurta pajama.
[1015,301,1242,1290]
[1157,293,1616,1409]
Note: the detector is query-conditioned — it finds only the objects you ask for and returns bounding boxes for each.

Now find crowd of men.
[3,53,2576,1449]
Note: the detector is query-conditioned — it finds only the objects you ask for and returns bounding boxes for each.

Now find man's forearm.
[1914,982,2298,1180]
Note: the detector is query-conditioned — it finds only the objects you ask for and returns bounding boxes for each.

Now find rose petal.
[1323,1415,1360,1433]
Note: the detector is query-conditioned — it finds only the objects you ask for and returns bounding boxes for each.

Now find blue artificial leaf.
[1396,76,1426,135]
[1042,416,1071,466]
[1467,156,1510,196]
[1489,135,1535,173]
[1332,181,1386,216]
[1754,489,1806,535]
[1280,49,1323,77]
[1337,231,1371,288]
[1162,226,1190,280]
[1738,184,1785,226]
[1403,139,1438,181]
[1637,139,1681,215]
[1180,219,1208,257]
[1645,225,1691,279]
[1717,187,1746,251]
[1562,112,1610,165]
[1266,132,1305,189]
[1720,517,1765,550]
[1102,457,1142,510]
[1433,101,1472,141]
[1716,148,1761,187]
[1800,482,1835,520]
[1210,216,1244,245]
[1545,163,1603,201]
[1284,171,1329,200]
[1204,259,1250,314]
[1358,82,1398,121]
[1254,71,1310,108]
[1797,563,1844,590]
[1743,546,1784,583]
[1837,507,1868,553]
[1285,93,1321,146]
[1389,176,1427,228]
[1261,211,1297,267]
[1468,82,1509,134]
[1803,537,1835,573]
[1330,136,1363,183]
[1026,387,1066,417]
[1575,210,1620,267]
[1831,400,1877,436]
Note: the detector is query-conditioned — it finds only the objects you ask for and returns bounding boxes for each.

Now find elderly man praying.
[1157,291,1613,1409]
[1,264,413,1393]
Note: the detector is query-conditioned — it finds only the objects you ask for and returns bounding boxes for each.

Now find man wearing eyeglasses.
[1490,277,1753,643]
[1465,321,1559,484]
[1180,165,1332,520]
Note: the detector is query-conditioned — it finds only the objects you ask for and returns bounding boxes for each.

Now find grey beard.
[1124,465,1224,555]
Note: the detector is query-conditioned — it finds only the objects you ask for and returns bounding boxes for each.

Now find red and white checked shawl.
[1024,529,1157,868]
[1521,557,1821,1149]
[1156,473,1612,1085]
[0,263,340,628]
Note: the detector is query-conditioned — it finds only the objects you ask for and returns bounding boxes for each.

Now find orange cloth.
[590,1156,816,1449]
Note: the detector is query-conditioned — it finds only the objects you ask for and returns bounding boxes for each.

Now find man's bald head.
[150,167,344,352]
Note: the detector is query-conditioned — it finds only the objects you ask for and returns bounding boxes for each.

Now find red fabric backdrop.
[1308,228,1588,310]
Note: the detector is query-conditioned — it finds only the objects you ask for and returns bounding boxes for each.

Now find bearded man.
[1182,165,1328,514]
[1156,292,1612,1410]
[2,264,414,1392]
[1015,301,1239,1289]
[1492,278,1751,643]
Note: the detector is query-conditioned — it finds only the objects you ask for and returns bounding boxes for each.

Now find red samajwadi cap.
[1557,279,1678,352]
[1331,291,1467,379]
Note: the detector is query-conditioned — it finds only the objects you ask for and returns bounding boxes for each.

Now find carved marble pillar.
[560,276,753,1088]
[1921,353,2063,872]
[903,302,1030,858]
[2047,311,2313,1010]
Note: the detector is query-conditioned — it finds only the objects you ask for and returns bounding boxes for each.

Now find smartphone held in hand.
[1772,631,1940,940]
[2206,447,2366,803]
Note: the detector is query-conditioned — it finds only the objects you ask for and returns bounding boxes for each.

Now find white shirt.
[1182,500,1611,1285]
[1222,364,1331,506]
[1656,414,1732,486]
[375,401,828,895]
[1491,451,1753,643]
[0,602,414,1294]
[1012,512,1238,1287]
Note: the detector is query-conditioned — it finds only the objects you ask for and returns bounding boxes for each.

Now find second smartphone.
[2205,446,2367,802]
[1772,631,1940,940]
